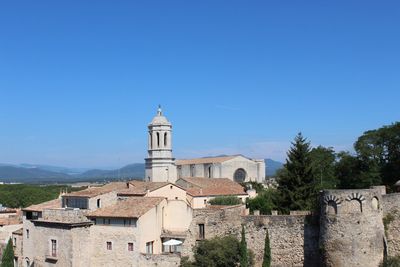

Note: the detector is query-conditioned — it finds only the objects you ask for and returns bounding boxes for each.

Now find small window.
[106,241,112,250]
[164,132,168,147]
[13,237,17,247]
[103,218,111,225]
[26,229,29,239]
[26,260,30,267]
[146,241,154,254]
[198,224,205,239]
[204,199,207,205]
[128,242,134,251]
[97,199,101,208]
[170,185,173,189]
[51,239,57,257]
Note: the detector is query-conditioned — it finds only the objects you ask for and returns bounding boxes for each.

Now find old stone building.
[145,107,266,183]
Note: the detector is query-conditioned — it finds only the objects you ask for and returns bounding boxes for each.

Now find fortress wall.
[320,189,385,267]
[244,215,319,267]
[382,193,400,257]
[181,205,319,267]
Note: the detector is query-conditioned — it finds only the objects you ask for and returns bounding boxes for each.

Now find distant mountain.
[0,165,72,183]
[265,159,284,177]
[0,159,282,183]
[78,163,145,179]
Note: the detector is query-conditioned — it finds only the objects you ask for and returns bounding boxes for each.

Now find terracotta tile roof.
[87,197,165,219]
[23,198,61,212]
[175,155,239,165]
[179,177,247,197]
[63,182,128,198]
[117,181,170,196]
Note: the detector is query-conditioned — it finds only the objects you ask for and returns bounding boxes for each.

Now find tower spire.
[157,105,162,116]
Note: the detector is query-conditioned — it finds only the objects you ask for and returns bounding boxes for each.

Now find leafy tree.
[194,236,240,267]
[277,133,317,213]
[239,225,248,267]
[262,230,271,267]
[354,122,400,188]
[209,196,242,206]
[1,239,14,267]
[309,146,338,189]
[246,188,278,215]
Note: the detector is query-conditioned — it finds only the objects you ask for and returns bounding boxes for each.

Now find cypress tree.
[277,132,317,212]
[239,225,248,267]
[1,238,14,267]
[262,230,271,267]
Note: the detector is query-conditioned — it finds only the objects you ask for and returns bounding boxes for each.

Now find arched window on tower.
[164,132,168,147]
[149,133,153,149]
[157,132,160,148]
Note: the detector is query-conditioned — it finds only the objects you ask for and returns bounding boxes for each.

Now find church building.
[145,107,266,184]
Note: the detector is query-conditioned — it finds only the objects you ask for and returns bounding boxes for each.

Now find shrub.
[209,196,242,206]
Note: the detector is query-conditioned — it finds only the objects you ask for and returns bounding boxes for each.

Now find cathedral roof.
[87,197,166,219]
[175,155,239,165]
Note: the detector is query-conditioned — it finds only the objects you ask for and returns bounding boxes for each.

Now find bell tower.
[145,106,177,182]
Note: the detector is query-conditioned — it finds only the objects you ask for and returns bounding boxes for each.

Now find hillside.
[265,159,284,176]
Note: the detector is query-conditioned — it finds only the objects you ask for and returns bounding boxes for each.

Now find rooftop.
[117,181,170,196]
[23,198,61,212]
[63,182,128,198]
[175,155,239,165]
[87,197,166,219]
[179,177,247,197]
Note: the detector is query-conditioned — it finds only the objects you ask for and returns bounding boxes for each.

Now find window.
[26,229,29,239]
[190,165,195,177]
[146,241,154,254]
[198,224,205,239]
[103,218,111,225]
[97,199,101,208]
[64,197,88,209]
[13,237,17,247]
[233,168,247,183]
[157,132,160,148]
[203,199,207,205]
[128,242,134,251]
[164,132,167,147]
[26,260,30,267]
[106,242,112,250]
[51,239,57,257]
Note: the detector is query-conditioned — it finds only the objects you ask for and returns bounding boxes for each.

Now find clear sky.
[0,1,399,168]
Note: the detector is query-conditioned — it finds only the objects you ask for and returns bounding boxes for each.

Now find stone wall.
[244,215,319,267]
[382,192,400,257]
[181,205,319,267]
[138,253,180,267]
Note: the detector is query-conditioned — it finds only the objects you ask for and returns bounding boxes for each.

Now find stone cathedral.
[145,106,265,183]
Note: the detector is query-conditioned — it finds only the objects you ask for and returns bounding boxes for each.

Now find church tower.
[145,106,177,182]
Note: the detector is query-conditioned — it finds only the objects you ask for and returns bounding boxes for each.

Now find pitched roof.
[117,181,170,196]
[87,197,165,219]
[179,177,247,197]
[23,198,61,212]
[63,182,128,198]
[175,155,239,165]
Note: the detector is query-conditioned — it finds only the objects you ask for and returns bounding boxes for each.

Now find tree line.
[248,122,400,214]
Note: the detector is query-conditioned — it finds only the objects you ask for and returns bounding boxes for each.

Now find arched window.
[348,199,362,213]
[372,197,379,210]
[149,133,153,149]
[164,132,168,147]
[326,200,337,215]
[234,168,246,183]
[157,132,160,148]
[208,166,212,178]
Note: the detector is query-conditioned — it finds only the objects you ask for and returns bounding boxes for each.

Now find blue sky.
[0,1,399,168]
